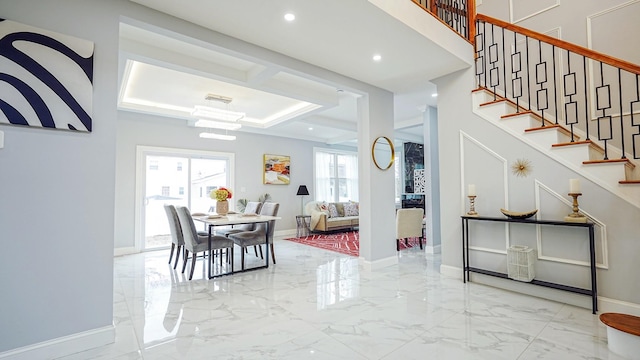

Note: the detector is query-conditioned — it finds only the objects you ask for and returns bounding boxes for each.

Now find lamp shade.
[296,185,309,196]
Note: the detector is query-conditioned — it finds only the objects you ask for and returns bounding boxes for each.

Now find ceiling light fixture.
[432,93,438,97]
[284,13,295,21]
[194,119,242,131]
[199,132,236,141]
[191,105,245,122]
[372,54,382,62]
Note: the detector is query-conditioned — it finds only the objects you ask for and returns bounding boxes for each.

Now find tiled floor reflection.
[57,237,622,360]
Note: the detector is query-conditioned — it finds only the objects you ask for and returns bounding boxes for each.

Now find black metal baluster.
[535,39,549,125]
[596,61,613,160]
[489,24,500,96]
[583,56,590,141]
[525,36,532,111]
[502,28,506,100]
[552,45,558,125]
[632,75,639,159]
[619,68,626,159]
[475,20,484,88]
[512,32,523,112]
[564,50,578,142]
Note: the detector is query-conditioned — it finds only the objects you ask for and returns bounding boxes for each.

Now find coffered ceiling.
[119,0,470,145]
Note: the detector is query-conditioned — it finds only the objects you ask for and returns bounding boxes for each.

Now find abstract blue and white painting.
[0,19,93,132]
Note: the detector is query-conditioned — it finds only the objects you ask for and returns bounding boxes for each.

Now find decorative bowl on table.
[500,208,538,219]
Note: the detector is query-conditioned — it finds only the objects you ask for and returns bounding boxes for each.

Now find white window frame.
[313,147,358,203]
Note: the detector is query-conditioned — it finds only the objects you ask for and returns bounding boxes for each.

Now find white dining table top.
[193,213,281,226]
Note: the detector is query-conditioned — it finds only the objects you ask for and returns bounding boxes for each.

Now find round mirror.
[371,136,395,170]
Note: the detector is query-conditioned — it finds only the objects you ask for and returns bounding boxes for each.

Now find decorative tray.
[500,208,538,219]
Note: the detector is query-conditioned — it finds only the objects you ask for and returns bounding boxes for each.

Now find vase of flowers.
[210,187,232,215]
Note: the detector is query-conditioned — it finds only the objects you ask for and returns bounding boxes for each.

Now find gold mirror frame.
[371,136,395,170]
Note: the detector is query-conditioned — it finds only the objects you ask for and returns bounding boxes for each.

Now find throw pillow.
[319,201,329,211]
[344,202,359,216]
[335,203,345,217]
[328,203,339,218]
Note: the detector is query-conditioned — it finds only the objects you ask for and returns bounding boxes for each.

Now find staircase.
[472,87,640,208]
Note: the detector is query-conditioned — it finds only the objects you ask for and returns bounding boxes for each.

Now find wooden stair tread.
[600,313,640,337]
[619,180,640,184]
[524,124,562,132]
[583,158,635,169]
[479,99,507,107]
[501,111,534,119]
[552,140,604,152]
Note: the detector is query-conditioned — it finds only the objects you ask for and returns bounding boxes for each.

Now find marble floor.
[58,236,623,360]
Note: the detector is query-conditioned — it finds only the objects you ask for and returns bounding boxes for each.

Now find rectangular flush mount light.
[191,105,245,122]
[199,132,236,141]
[194,119,242,130]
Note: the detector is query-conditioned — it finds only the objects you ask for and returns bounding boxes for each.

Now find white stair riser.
[476,102,512,120]
[500,115,534,134]
[551,144,592,164]
[523,129,560,149]
[581,163,627,185]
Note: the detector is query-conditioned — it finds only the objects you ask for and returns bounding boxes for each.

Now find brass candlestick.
[467,195,478,216]
[564,193,587,223]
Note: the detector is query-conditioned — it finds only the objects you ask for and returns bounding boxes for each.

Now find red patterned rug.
[283,231,423,257]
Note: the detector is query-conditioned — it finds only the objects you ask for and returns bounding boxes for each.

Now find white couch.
[305,200,359,232]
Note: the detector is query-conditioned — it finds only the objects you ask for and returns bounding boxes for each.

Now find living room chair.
[163,204,184,269]
[175,206,235,280]
[217,201,264,258]
[396,208,424,251]
[228,202,279,270]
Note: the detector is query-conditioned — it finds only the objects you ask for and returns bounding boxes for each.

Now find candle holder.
[467,195,478,216]
[564,193,587,223]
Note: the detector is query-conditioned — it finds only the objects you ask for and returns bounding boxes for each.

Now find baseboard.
[359,255,398,271]
[425,244,441,254]
[0,325,114,360]
[440,264,463,279]
[275,229,296,238]
[599,297,640,317]
[114,246,137,257]
[438,265,640,315]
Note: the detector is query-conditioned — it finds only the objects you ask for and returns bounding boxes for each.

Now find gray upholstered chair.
[216,201,263,237]
[396,208,424,251]
[163,204,184,269]
[175,206,235,280]
[228,202,279,270]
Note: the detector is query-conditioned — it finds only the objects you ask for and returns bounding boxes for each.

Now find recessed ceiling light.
[372,54,382,62]
[284,13,295,21]
[432,93,438,97]
[308,127,313,131]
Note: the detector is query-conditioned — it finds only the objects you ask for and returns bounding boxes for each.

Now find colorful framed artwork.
[263,154,290,185]
[0,18,94,132]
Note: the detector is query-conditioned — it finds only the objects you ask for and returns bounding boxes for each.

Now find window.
[177,162,183,171]
[178,187,184,195]
[205,186,217,198]
[314,149,358,202]
[149,160,159,170]
[161,186,170,197]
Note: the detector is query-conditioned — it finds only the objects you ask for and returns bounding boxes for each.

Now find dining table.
[194,213,281,278]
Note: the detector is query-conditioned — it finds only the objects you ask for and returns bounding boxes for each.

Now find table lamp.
[296,185,309,215]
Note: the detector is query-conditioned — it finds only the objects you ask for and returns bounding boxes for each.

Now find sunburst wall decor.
[512,158,532,177]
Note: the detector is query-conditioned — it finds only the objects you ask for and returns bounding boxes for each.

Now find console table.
[461,215,597,314]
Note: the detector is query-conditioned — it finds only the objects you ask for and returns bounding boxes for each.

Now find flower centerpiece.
[210,187,232,215]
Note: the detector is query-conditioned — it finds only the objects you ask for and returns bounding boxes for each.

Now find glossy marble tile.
[55,237,619,360]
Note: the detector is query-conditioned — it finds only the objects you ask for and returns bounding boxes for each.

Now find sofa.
[305,200,359,232]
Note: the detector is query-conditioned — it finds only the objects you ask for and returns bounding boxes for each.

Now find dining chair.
[216,201,263,237]
[228,202,279,270]
[396,208,424,251]
[175,206,235,280]
[163,204,184,269]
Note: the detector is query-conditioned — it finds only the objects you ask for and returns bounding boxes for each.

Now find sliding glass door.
[137,146,234,251]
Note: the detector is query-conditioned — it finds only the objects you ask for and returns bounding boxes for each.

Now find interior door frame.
[134,145,235,252]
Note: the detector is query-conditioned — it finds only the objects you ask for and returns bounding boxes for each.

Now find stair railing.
[475,14,640,160]
[411,0,476,42]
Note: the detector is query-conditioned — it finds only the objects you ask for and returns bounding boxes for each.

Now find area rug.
[283,231,423,257]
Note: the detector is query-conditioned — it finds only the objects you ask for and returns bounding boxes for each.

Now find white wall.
[0,0,120,353]
[114,111,355,250]
[434,66,640,307]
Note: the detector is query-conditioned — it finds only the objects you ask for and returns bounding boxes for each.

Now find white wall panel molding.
[460,130,509,254]
[585,0,640,121]
[534,179,608,269]
[509,0,560,24]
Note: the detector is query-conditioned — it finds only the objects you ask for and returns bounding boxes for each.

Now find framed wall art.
[0,18,94,132]
[263,154,290,185]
